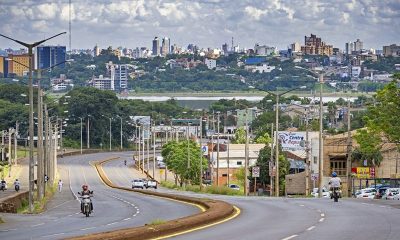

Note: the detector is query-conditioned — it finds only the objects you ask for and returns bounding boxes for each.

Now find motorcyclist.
[124,159,127,166]
[1,179,6,191]
[329,172,341,199]
[79,184,93,213]
[14,179,20,191]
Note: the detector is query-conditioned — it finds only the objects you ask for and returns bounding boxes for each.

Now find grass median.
[161,181,244,196]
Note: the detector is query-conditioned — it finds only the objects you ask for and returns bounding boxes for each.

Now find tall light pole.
[249,85,306,196]
[79,117,83,154]
[118,116,123,150]
[0,32,66,212]
[244,111,249,196]
[216,111,220,186]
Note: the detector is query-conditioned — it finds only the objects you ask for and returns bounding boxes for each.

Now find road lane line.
[107,222,119,226]
[31,223,45,227]
[123,217,131,221]
[319,218,325,222]
[281,234,298,240]
[321,213,325,217]
[40,232,65,238]
[69,167,79,201]
[299,204,305,207]
[307,226,316,231]
[80,227,96,231]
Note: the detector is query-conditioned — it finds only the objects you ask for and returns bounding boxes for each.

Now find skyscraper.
[354,39,363,52]
[36,45,66,70]
[161,37,170,56]
[152,37,160,56]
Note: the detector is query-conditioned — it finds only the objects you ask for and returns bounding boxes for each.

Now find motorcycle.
[78,192,93,217]
[0,182,6,191]
[15,184,20,192]
[330,187,341,202]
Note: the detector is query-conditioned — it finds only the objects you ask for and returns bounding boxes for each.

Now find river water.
[120,96,358,110]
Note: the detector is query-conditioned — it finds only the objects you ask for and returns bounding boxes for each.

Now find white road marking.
[0,228,17,232]
[31,223,45,227]
[69,167,79,201]
[319,218,325,222]
[41,232,65,238]
[123,217,131,221]
[307,226,316,231]
[80,227,96,231]
[299,204,305,207]
[107,222,119,226]
[320,213,325,217]
[281,235,298,240]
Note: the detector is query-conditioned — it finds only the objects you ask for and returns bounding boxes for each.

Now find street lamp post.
[0,32,66,212]
[216,111,220,186]
[79,117,83,154]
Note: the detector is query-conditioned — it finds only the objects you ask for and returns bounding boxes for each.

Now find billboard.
[351,167,375,179]
[278,132,306,151]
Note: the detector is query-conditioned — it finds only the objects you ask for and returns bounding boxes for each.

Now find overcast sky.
[0,0,399,51]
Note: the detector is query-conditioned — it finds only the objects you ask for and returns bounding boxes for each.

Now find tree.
[366,75,400,148]
[232,127,246,144]
[161,140,207,185]
[254,144,289,195]
[352,129,383,166]
[255,132,271,144]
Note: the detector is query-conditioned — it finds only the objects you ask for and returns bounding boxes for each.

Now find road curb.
[69,157,238,240]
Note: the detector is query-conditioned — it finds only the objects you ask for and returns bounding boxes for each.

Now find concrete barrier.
[68,158,237,240]
[0,190,28,213]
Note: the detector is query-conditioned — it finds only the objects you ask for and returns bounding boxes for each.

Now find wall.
[0,190,28,213]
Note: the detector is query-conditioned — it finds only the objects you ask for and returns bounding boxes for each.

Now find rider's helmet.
[15,179,18,181]
[82,184,88,191]
[332,172,337,177]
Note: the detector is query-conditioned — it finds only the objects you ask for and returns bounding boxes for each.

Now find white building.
[254,44,276,56]
[205,58,216,69]
[245,64,276,73]
[351,66,362,78]
[92,75,112,90]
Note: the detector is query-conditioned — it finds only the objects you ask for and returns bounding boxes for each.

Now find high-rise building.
[354,39,363,52]
[7,54,31,76]
[301,34,333,56]
[222,43,229,53]
[383,44,400,57]
[290,42,301,52]
[345,42,354,55]
[161,37,170,56]
[93,44,100,57]
[0,56,4,76]
[152,37,160,56]
[36,45,66,70]
[254,44,276,55]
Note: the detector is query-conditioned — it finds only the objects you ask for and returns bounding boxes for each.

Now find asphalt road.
[103,158,400,240]
[0,152,198,240]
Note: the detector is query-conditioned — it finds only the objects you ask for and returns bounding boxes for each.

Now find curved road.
[103,158,400,240]
[0,152,198,239]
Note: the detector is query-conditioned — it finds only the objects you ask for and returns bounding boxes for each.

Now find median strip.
[68,157,239,240]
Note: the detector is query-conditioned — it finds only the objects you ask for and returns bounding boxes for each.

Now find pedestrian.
[58,179,63,192]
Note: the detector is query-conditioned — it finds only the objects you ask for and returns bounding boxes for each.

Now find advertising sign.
[351,167,376,179]
[278,132,306,151]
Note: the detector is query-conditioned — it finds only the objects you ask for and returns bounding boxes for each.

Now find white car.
[145,179,157,189]
[229,184,240,191]
[356,188,377,199]
[383,188,400,200]
[131,179,144,189]
[393,193,400,200]
[311,188,330,198]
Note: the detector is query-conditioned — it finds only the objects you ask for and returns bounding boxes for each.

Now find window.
[222,174,227,177]
[237,161,242,166]
[314,156,317,164]
[330,159,347,176]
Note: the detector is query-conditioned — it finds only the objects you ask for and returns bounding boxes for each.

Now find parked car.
[145,179,157,189]
[229,184,240,191]
[375,187,390,199]
[382,188,400,200]
[131,179,144,189]
[356,188,377,199]
[311,187,330,198]
[393,193,400,200]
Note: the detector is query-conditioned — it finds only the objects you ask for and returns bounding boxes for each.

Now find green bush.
[160,181,243,196]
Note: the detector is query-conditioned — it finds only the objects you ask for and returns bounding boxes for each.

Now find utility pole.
[109,117,112,151]
[227,131,230,186]
[8,129,12,177]
[270,123,274,196]
[44,104,49,195]
[152,123,156,179]
[37,80,44,199]
[80,117,83,154]
[142,127,145,173]
[147,127,150,172]
[138,125,141,170]
[216,112,220,186]
[120,117,123,150]
[346,99,352,197]
[87,117,90,149]
[275,94,280,197]
[305,109,310,196]
[14,122,18,166]
[244,111,249,196]
[318,74,324,198]
[199,117,203,189]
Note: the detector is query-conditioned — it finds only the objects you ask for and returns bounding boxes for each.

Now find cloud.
[0,0,398,50]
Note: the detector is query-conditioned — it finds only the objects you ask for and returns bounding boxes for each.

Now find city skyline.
[0,0,399,51]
